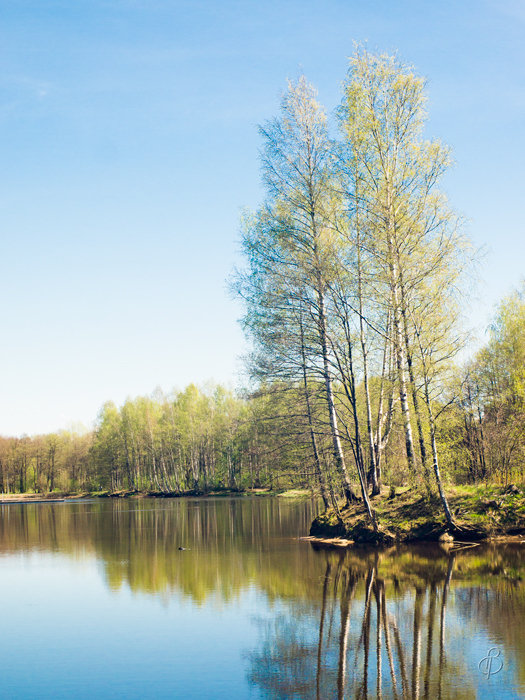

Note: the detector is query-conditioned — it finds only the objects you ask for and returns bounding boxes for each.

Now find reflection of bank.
[0,497,323,599]
[1,498,524,697]
[248,545,524,699]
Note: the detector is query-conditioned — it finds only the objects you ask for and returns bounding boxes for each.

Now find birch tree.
[237,78,366,507]
[339,48,470,522]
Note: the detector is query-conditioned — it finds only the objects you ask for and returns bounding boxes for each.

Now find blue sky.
[1,0,524,435]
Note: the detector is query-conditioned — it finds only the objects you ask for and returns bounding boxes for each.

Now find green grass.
[310,483,525,544]
[275,488,312,499]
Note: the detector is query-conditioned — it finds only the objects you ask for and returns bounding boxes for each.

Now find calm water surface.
[0,497,524,699]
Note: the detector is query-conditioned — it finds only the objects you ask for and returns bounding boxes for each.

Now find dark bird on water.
[178,546,190,550]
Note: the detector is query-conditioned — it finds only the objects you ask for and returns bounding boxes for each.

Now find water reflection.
[248,547,525,699]
[0,498,320,599]
[0,498,524,699]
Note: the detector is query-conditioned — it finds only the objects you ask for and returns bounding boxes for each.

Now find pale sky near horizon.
[1,0,524,436]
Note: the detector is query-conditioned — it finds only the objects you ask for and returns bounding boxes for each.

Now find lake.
[0,496,523,699]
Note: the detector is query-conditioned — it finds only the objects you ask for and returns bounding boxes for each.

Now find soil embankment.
[310,485,525,545]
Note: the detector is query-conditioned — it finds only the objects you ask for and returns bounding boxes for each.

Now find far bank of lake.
[3,484,524,546]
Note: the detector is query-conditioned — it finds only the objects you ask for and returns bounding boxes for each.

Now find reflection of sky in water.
[0,499,523,699]
[0,554,265,699]
[453,589,522,700]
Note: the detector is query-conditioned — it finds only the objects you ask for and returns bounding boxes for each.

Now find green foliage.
[89,384,258,492]
[459,283,525,484]
[0,385,273,495]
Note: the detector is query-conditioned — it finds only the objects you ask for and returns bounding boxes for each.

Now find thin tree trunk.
[300,316,330,509]
[386,185,417,477]
[425,381,454,527]
[411,314,455,527]
[392,290,417,476]
[341,331,379,530]
[317,284,358,506]
[401,290,432,490]
[374,323,390,477]
[475,385,488,479]
[355,193,380,496]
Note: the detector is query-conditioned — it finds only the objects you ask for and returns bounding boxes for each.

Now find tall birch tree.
[339,48,468,522]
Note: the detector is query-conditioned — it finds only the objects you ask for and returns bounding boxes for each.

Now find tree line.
[0,385,260,494]
[0,287,523,497]
[1,50,523,508]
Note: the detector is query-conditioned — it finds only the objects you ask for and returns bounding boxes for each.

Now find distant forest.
[0,280,523,498]
[1,50,524,508]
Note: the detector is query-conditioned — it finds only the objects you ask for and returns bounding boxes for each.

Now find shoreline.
[0,487,312,505]
[302,533,525,549]
[309,484,525,546]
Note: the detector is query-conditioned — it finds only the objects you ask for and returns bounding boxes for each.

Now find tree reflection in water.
[0,498,523,698]
[248,544,524,699]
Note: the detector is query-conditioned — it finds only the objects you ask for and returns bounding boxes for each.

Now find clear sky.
[1,0,524,436]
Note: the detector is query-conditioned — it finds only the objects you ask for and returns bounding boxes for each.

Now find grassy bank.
[310,484,525,545]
